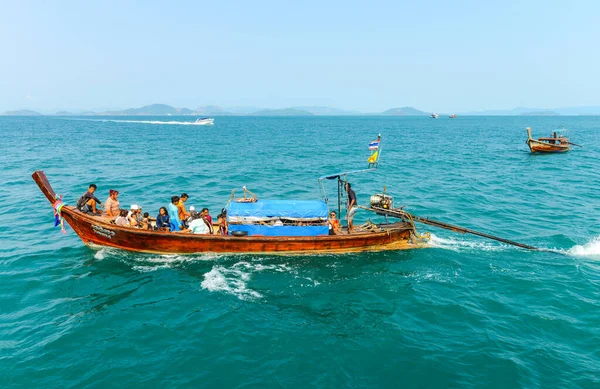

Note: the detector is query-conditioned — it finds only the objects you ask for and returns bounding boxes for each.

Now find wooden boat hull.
[33,171,424,255]
[526,139,570,153]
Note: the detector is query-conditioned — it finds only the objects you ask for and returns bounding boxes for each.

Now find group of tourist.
[76,181,357,236]
[76,185,227,235]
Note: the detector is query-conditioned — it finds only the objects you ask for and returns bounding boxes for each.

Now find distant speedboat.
[430,113,439,119]
[194,117,214,125]
[449,114,457,119]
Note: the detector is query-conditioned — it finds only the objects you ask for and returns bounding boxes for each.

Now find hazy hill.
[252,108,314,116]
[520,111,559,116]
[195,105,233,115]
[98,104,194,115]
[380,107,428,116]
[292,106,361,115]
[3,109,42,116]
[122,104,182,115]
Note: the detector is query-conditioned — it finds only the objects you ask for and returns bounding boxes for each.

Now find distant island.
[104,104,195,116]
[520,111,559,116]
[380,107,428,116]
[4,103,600,117]
[251,108,314,116]
[292,106,360,115]
[2,109,42,116]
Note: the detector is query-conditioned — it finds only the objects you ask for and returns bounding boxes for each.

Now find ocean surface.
[1,115,599,388]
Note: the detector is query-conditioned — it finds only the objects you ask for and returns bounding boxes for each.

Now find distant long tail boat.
[526,127,571,153]
[32,171,426,255]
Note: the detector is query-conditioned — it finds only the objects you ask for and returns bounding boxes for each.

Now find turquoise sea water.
[1,115,599,388]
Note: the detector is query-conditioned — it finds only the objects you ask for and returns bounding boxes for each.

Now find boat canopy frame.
[317,134,383,217]
[318,167,378,217]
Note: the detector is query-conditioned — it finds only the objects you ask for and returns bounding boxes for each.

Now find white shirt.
[189,218,210,234]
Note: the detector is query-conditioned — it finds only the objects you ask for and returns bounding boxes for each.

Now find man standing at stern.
[345,182,357,233]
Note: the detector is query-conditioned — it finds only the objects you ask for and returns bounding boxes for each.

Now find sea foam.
[566,235,600,259]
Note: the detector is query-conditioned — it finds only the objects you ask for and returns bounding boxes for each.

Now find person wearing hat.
[104,190,120,218]
[185,206,197,226]
[127,204,140,228]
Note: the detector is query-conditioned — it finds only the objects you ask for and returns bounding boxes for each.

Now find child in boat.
[115,209,129,227]
[156,207,170,231]
[141,212,150,230]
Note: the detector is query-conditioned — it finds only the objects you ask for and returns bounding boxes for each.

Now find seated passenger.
[114,209,130,227]
[328,211,340,235]
[77,184,103,215]
[156,207,170,230]
[188,213,212,234]
[201,208,213,225]
[186,206,196,225]
[216,213,228,235]
[128,204,140,228]
[104,189,120,218]
[141,212,150,230]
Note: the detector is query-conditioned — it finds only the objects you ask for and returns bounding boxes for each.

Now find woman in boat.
[104,189,120,218]
[328,211,340,235]
[167,196,182,231]
[115,209,130,227]
[216,213,228,235]
[156,207,170,231]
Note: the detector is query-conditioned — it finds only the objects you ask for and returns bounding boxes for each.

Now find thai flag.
[369,141,379,150]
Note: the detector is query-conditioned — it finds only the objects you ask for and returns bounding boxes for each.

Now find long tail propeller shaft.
[369,207,539,251]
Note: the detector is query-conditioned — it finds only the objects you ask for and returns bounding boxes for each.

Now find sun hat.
[189,206,195,211]
[131,204,139,210]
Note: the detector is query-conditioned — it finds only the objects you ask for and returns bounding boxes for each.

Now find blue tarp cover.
[227,200,328,219]
[228,224,329,237]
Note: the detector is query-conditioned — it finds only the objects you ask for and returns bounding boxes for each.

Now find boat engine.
[370,193,393,210]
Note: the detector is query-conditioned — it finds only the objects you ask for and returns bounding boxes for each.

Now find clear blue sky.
[1,0,598,112]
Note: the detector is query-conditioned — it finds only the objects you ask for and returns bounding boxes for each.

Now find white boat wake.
[565,235,600,259]
[98,119,213,126]
[428,234,509,252]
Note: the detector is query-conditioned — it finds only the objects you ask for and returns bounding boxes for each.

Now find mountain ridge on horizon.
[3,103,600,116]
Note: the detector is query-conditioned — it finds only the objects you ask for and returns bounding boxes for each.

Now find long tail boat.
[33,171,428,255]
[526,127,570,153]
